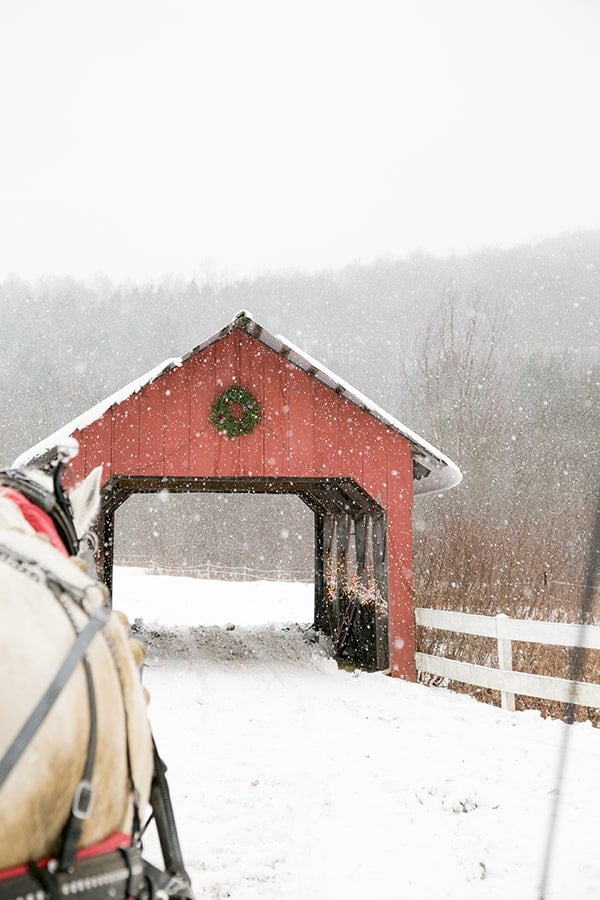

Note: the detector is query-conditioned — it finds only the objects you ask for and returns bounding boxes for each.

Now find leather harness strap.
[58,650,99,872]
[0,843,146,900]
[0,833,132,882]
[0,602,108,796]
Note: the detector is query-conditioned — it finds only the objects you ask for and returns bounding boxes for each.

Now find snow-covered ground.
[113,567,600,899]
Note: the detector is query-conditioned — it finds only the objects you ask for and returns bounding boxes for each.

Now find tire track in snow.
[140,622,333,897]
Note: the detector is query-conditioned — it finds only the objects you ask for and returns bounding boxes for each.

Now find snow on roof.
[15,310,462,495]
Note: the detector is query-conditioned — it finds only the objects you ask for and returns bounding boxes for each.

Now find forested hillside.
[1,230,598,630]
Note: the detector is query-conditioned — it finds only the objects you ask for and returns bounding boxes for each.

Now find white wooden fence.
[121,559,313,583]
[415,607,600,712]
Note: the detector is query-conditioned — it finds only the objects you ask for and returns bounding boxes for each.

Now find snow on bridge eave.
[13,357,182,468]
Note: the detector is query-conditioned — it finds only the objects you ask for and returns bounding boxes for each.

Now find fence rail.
[414,607,600,711]
[118,559,313,583]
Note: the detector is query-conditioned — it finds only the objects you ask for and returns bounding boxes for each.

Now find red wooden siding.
[138,379,165,476]
[286,363,315,474]
[385,439,416,678]
[188,345,219,475]
[214,336,242,476]
[113,394,140,474]
[238,333,267,476]
[163,365,191,477]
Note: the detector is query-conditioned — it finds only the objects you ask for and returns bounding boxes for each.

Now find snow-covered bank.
[113,568,600,899]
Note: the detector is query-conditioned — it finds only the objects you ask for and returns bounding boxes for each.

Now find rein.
[0,595,107,795]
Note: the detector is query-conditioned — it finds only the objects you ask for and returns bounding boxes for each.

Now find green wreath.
[210,386,261,438]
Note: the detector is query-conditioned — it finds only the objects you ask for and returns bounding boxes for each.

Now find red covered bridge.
[18,311,461,679]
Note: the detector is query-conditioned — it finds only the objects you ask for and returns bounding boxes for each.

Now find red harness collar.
[0,487,69,557]
[0,833,131,881]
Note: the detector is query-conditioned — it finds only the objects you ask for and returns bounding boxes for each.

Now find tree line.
[1,231,598,643]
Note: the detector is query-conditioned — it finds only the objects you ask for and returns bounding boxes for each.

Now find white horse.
[0,463,154,878]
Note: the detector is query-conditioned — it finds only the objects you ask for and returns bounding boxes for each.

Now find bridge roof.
[15,310,461,495]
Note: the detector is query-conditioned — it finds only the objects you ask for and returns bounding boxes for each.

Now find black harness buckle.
[72,779,95,820]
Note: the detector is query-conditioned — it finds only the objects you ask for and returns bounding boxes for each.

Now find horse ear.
[69,466,103,538]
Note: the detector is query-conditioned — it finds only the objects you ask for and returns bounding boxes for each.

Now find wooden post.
[354,514,368,584]
[371,513,389,670]
[372,513,387,598]
[496,613,515,711]
[336,513,351,580]
[335,513,351,639]
[322,514,336,637]
[314,513,328,633]
[95,506,115,600]
[94,478,126,601]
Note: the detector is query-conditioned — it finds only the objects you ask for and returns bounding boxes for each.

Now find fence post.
[496,613,515,711]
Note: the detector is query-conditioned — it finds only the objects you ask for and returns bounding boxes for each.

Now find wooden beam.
[323,514,337,638]
[372,513,387,598]
[354,514,368,583]
[314,514,328,633]
[94,506,115,599]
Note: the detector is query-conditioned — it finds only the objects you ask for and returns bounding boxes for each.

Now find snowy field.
[113,567,600,899]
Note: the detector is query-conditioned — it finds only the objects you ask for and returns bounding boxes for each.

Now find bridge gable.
[66,327,413,509]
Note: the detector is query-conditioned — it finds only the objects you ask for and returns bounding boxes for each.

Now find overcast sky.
[0,0,599,281]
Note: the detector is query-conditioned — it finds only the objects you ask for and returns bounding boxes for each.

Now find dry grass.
[413,508,600,724]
